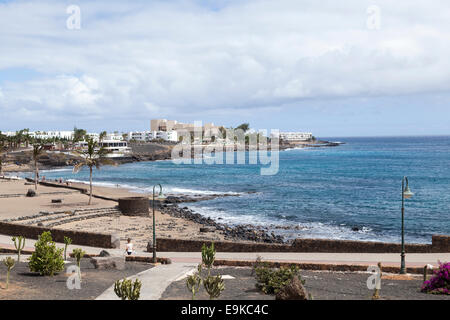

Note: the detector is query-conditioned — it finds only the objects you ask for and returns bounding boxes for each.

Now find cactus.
[203,274,225,300]
[114,278,142,300]
[3,257,16,289]
[63,236,72,261]
[186,265,203,300]
[201,242,215,275]
[12,236,25,262]
[72,248,85,277]
[72,248,85,281]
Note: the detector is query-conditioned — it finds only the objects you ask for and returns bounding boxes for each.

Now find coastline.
[0,176,286,251]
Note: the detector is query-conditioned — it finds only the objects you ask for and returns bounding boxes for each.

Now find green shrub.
[28,231,65,276]
[114,278,142,300]
[255,264,304,294]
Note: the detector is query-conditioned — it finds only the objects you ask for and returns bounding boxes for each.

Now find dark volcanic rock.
[275,276,308,300]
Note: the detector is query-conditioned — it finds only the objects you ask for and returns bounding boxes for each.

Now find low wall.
[156,235,449,253]
[290,238,430,253]
[432,235,450,253]
[118,197,149,216]
[25,178,119,202]
[0,221,120,249]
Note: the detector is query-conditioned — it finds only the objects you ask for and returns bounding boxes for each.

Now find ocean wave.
[164,187,241,196]
[66,179,144,192]
[40,168,73,173]
[184,204,409,243]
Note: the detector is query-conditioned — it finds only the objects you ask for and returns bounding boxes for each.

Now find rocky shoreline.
[155,194,286,244]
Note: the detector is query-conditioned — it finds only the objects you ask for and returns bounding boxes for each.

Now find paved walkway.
[162,251,450,267]
[1,234,449,300]
[96,262,198,300]
[2,232,447,268]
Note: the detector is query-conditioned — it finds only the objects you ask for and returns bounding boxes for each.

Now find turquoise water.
[34,136,450,244]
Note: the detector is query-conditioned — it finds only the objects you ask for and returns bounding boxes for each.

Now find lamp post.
[400,176,414,274]
[152,183,163,263]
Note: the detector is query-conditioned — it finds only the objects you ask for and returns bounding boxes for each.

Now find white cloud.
[0,0,450,129]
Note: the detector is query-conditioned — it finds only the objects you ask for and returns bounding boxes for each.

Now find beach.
[0,178,227,251]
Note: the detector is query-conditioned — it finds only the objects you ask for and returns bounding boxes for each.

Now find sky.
[0,0,450,137]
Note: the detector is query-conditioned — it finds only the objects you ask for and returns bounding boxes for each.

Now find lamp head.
[403,184,414,199]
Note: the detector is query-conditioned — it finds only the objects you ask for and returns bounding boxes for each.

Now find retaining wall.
[0,221,120,248]
[156,235,449,253]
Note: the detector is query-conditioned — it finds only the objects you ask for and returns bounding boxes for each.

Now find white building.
[127,130,178,142]
[127,131,153,142]
[5,131,75,140]
[100,140,131,157]
[278,132,313,142]
[74,140,131,157]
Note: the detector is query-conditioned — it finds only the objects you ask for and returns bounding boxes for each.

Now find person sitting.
[126,238,134,255]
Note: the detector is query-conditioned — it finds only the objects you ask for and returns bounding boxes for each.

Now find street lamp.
[400,176,414,274]
[152,183,163,263]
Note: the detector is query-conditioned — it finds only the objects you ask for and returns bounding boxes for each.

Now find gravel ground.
[0,256,153,300]
[161,267,450,300]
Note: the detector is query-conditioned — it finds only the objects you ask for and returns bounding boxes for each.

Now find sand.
[0,177,224,250]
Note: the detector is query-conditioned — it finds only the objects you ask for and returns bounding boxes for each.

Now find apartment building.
[279,132,313,142]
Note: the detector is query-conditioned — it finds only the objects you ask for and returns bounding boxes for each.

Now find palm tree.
[23,128,30,148]
[32,144,44,190]
[73,137,114,205]
[0,146,6,176]
[73,127,87,143]
[99,131,107,143]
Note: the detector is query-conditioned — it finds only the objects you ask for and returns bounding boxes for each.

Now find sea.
[22,136,450,244]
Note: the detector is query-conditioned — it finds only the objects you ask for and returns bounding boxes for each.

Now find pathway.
[96,262,198,300]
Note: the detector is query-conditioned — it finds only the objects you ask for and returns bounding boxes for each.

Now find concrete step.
[3,207,121,226]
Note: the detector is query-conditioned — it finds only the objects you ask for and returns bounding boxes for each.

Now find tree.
[73,127,87,143]
[236,123,250,133]
[99,131,107,142]
[0,145,6,176]
[32,144,44,190]
[73,137,114,205]
[23,128,30,148]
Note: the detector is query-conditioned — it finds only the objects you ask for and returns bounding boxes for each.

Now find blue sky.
[1,0,450,137]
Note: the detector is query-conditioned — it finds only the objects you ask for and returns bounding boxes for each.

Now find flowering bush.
[421,261,450,295]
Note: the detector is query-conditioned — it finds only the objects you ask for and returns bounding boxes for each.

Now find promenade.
[1,234,448,300]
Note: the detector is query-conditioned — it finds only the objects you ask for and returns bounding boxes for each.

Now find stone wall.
[432,235,450,253]
[0,221,120,248]
[156,235,449,253]
[118,197,149,216]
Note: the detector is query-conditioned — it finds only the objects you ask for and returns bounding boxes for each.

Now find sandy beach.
[0,177,226,251]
